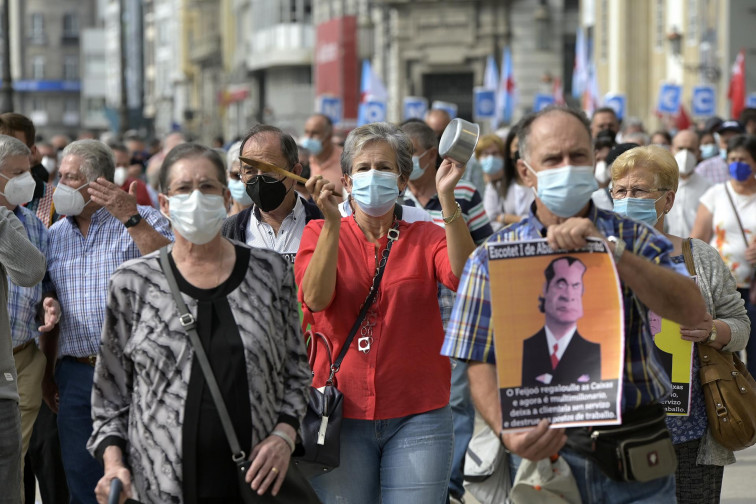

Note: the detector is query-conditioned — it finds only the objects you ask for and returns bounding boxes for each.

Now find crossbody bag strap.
[159,247,247,464]
[681,238,696,277]
[328,219,400,382]
[724,183,749,247]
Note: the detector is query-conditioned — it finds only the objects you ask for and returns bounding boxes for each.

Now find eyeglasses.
[167,180,226,196]
[239,160,286,182]
[611,187,670,200]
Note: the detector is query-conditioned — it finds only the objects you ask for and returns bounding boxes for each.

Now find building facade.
[585,0,756,129]
[8,0,97,137]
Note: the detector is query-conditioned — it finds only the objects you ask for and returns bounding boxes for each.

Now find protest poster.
[650,308,694,415]
[487,238,624,431]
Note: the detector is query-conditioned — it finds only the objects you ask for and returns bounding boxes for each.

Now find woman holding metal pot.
[295,122,476,503]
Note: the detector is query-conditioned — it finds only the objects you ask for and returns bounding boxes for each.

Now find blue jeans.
[449,359,474,498]
[0,399,21,504]
[738,289,756,377]
[508,450,676,503]
[56,359,102,504]
[309,405,453,504]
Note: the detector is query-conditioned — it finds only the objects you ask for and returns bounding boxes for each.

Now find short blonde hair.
[610,145,679,192]
[475,134,506,159]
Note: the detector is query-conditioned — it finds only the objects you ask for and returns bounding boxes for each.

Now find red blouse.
[295,216,459,420]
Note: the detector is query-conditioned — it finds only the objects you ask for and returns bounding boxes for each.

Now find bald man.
[667,130,711,237]
[302,114,344,200]
[425,109,452,140]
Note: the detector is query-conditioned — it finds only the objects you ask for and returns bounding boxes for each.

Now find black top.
[170,244,252,501]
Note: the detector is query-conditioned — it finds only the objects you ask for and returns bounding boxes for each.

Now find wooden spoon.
[239,156,308,184]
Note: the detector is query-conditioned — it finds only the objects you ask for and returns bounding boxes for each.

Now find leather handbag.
[160,248,321,504]
[681,239,756,452]
[296,221,400,477]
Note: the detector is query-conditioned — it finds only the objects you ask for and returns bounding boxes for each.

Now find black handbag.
[159,248,321,504]
[296,220,400,477]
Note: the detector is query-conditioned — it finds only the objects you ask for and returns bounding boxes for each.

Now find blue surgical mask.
[720,148,728,160]
[524,162,598,218]
[700,143,718,160]
[228,178,253,205]
[729,161,753,182]
[480,156,504,175]
[300,137,323,156]
[349,169,399,217]
[410,150,429,181]
[612,193,666,226]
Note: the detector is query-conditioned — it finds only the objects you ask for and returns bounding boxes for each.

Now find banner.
[488,238,624,431]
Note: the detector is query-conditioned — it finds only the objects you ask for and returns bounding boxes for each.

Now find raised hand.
[306,175,341,223]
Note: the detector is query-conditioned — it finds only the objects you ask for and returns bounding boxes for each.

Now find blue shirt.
[46,206,172,358]
[7,205,48,347]
[441,203,685,411]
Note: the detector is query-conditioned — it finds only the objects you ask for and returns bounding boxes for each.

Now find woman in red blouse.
[295,122,475,503]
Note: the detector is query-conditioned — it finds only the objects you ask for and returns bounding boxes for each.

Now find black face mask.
[246,175,290,212]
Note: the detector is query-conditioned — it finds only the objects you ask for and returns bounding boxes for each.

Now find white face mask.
[594,160,610,185]
[674,149,697,176]
[53,182,90,216]
[0,171,36,206]
[41,156,56,174]
[113,167,129,187]
[164,190,226,245]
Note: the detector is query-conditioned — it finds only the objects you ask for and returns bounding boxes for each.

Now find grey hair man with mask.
[442,106,708,503]
[42,139,172,503]
[222,124,322,264]
[667,130,710,237]
[0,134,47,503]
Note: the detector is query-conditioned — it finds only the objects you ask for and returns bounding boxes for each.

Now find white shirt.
[483,181,534,231]
[544,324,578,361]
[245,197,307,264]
[665,173,711,238]
[591,188,613,211]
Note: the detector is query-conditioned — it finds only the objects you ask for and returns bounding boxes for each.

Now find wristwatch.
[606,236,625,263]
[124,214,142,228]
[708,323,718,343]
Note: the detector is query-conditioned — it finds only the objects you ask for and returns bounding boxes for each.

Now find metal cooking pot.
[438,118,480,165]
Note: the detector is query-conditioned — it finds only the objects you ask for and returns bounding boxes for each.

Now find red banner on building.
[315,16,358,124]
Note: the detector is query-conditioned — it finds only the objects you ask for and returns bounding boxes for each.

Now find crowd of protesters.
[0,104,754,504]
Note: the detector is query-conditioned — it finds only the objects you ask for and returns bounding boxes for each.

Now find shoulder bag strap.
[723,183,749,247]
[328,218,400,382]
[681,238,696,277]
[158,247,247,464]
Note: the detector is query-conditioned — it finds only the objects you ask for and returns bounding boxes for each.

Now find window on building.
[63,13,79,39]
[655,0,665,51]
[687,0,698,45]
[600,0,608,62]
[30,13,45,44]
[279,0,312,24]
[65,98,78,113]
[31,96,44,111]
[63,56,78,80]
[32,56,45,80]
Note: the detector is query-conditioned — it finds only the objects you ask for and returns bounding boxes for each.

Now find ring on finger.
[271,466,279,474]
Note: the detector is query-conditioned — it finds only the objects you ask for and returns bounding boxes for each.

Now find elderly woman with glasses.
[610,145,750,504]
[296,122,475,503]
[87,143,313,503]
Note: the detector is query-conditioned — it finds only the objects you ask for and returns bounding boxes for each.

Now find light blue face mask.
[480,156,504,175]
[700,143,718,160]
[720,148,728,160]
[300,137,323,156]
[524,162,598,218]
[612,192,666,226]
[228,178,253,205]
[350,169,399,217]
[410,149,430,181]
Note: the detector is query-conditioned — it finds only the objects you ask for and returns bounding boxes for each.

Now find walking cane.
[108,478,123,504]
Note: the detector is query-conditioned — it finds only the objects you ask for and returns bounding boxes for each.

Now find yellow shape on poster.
[654,318,692,383]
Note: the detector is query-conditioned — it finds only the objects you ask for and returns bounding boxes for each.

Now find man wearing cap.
[667,130,711,237]
[696,120,745,184]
